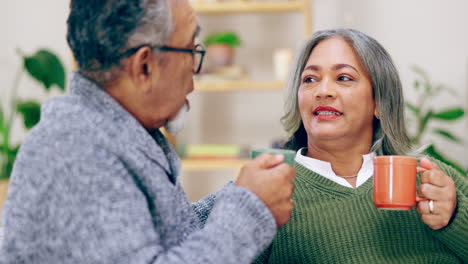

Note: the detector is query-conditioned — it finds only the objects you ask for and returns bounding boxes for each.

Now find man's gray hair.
[282,28,411,155]
[67,0,173,85]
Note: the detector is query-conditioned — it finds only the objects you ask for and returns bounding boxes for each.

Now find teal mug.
[250,148,296,166]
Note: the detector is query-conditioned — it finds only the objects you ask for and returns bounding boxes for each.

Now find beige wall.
[1,1,467,201]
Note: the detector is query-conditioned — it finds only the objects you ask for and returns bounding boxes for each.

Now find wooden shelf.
[181,158,248,171]
[195,80,284,91]
[192,1,306,14]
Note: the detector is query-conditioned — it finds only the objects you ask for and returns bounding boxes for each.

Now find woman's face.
[298,37,377,146]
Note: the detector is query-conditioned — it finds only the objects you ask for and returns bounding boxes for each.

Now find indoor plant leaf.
[409,65,466,175]
[424,145,466,175]
[16,101,41,129]
[1,145,20,180]
[1,48,65,180]
[419,110,433,132]
[23,49,66,91]
[405,102,420,116]
[433,84,458,97]
[0,104,4,135]
[423,82,432,94]
[432,108,464,120]
[411,65,430,82]
[204,32,241,47]
[433,128,461,143]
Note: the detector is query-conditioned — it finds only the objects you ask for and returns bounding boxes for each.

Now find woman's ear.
[127,47,159,93]
[374,108,380,120]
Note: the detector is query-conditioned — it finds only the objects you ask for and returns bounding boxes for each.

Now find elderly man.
[0,0,295,263]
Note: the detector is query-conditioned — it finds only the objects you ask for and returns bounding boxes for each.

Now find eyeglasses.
[119,44,206,74]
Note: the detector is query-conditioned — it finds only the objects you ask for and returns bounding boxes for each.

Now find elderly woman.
[254,29,467,263]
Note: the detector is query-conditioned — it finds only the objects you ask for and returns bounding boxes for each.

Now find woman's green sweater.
[254,162,467,263]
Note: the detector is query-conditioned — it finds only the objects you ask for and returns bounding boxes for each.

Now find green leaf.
[432,108,464,120]
[23,49,66,91]
[423,83,432,94]
[0,145,20,179]
[424,145,466,175]
[16,101,41,129]
[420,110,433,132]
[413,80,420,90]
[411,65,429,79]
[433,128,461,143]
[204,32,241,47]
[0,103,4,135]
[432,84,457,97]
[405,102,420,115]
[410,65,431,85]
[410,65,434,94]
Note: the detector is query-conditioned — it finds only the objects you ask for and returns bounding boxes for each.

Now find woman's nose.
[315,79,337,99]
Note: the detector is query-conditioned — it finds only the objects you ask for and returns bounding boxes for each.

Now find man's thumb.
[254,153,284,169]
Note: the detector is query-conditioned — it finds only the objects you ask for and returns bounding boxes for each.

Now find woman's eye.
[338,75,353,81]
[303,77,316,83]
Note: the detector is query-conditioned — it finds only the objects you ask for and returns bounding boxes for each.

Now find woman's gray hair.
[282,28,411,155]
[67,0,173,85]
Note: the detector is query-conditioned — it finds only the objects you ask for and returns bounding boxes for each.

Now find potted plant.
[203,31,241,71]
[0,49,66,208]
[405,65,466,175]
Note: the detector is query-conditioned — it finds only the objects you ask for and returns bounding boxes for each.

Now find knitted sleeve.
[1,136,277,264]
[191,192,217,227]
[429,160,468,261]
[191,182,234,227]
[251,243,272,264]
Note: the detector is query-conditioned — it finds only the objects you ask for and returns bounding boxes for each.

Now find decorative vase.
[206,43,235,70]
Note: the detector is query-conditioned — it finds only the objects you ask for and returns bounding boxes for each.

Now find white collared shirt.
[295,148,375,188]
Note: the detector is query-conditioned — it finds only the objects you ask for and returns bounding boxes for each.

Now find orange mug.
[373,156,417,210]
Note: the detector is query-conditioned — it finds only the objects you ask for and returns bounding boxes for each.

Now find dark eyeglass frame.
[119,44,206,74]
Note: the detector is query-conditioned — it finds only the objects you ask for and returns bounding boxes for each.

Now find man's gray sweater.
[0,72,276,263]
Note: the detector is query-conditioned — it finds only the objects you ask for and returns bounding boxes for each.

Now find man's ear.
[127,47,159,93]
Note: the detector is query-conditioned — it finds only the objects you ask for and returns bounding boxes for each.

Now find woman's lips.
[313,106,343,120]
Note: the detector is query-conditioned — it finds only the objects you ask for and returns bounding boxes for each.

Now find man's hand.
[235,153,296,228]
[416,157,457,230]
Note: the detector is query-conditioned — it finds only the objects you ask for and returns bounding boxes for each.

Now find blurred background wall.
[1,0,466,201]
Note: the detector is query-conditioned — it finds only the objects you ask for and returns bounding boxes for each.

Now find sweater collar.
[294,162,373,198]
[295,148,375,188]
[65,72,179,179]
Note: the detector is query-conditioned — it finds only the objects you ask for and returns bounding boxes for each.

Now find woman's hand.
[416,157,457,230]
